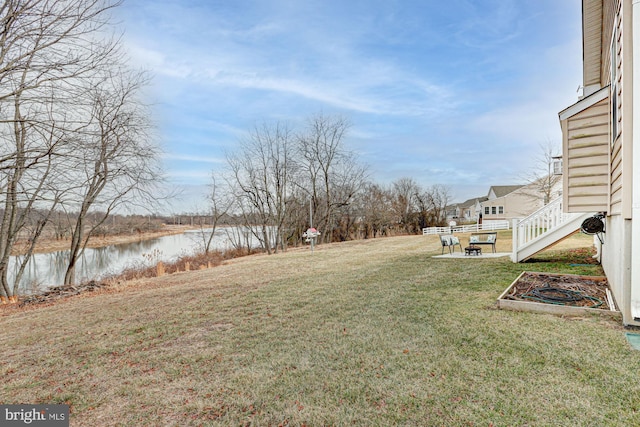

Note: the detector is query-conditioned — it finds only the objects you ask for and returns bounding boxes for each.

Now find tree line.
[203,114,452,254]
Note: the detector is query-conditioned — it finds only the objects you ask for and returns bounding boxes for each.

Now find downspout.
[631,0,640,320]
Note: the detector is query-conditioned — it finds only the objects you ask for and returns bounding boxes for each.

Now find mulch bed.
[501,272,613,310]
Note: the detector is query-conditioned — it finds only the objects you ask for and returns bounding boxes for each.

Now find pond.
[9,227,259,293]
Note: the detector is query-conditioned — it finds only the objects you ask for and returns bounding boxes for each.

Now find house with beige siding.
[481,185,524,223]
[555,0,640,326]
[448,183,560,225]
[446,197,487,222]
[481,183,561,224]
[462,197,487,221]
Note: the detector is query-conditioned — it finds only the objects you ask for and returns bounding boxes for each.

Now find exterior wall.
[631,0,640,323]
[601,215,633,323]
[560,0,638,325]
[602,216,623,303]
[561,95,610,212]
[473,201,483,220]
[461,207,473,221]
[608,0,634,219]
[600,0,637,325]
[611,136,623,213]
[601,0,616,86]
[481,191,541,222]
[610,0,624,215]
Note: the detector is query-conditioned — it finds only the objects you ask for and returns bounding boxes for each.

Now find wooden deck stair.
[511,197,594,262]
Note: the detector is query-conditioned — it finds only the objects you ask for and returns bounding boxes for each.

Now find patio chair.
[439,234,462,254]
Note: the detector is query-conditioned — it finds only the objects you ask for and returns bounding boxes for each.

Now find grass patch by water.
[1,232,639,426]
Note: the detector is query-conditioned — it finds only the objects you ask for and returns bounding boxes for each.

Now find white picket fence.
[422,220,510,235]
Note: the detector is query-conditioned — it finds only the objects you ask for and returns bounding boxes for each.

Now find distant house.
[447,183,560,225]
[445,204,459,221]
[455,197,487,222]
[447,196,487,223]
[480,183,561,224]
[555,0,640,326]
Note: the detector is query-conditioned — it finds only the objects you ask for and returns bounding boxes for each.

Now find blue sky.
[115,0,582,213]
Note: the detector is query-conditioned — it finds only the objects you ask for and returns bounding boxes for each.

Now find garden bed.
[498,271,621,319]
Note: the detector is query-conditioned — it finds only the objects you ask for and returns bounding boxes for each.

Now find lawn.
[2,231,639,426]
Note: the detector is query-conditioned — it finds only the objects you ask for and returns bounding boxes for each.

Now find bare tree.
[197,173,233,254]
[62,68,161,285]
[419,184,453,227]
[391,177,421,233]
[522,140,562,205]
[357,182,393,238]
[222,113,366,249]
[297,113,355,243]
[0,0,125,301]
[227,122,295,254]
[330,156,368,241]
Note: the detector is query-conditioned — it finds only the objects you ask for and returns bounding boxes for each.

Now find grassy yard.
[2,231,640,426]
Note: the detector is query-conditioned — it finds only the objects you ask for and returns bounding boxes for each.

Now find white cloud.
[115,0,585,209]
[164,154,225,164]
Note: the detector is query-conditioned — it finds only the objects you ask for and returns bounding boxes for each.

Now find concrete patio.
[432,252,511,259]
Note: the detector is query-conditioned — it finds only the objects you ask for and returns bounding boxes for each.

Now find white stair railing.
[513,197,567,247]
[512,197,589,261]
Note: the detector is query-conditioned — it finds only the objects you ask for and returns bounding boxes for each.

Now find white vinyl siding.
[559,90,610,213]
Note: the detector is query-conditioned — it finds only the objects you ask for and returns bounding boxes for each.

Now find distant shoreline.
[12,225,194,256]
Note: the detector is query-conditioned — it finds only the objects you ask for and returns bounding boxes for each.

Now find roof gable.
[460,197,488,208]
[489,185,525,199]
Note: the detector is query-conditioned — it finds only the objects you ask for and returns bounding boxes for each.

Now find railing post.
[511,218,520,262]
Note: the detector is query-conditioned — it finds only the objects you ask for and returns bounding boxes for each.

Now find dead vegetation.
[502,272,612,310]
[14,247,256,307]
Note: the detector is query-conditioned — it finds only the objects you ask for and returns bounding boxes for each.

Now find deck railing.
[512,197,567,248]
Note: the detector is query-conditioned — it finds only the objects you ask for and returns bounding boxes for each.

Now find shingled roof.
[489,185,524,198]
[459,196,488,208]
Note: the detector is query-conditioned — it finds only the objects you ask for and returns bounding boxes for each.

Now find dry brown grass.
[3,232,638,426]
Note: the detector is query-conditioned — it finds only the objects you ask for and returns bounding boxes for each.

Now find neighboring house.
[557,0,640,326]
[445,204,460,221]
[447,182,560,225]
[460,197,487,221]
[480,183,560,224]
[446,197,487,222]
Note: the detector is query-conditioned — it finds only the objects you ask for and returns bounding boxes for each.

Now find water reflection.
[9,228,256,293]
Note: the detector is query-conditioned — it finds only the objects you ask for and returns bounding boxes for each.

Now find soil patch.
[501,272,613,311]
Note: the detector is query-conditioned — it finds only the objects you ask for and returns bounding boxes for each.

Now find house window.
[491,207,497,215]
[498,206,504,214]
[611,19,621,145]
[552,157,562,175]
[484,207,490,215]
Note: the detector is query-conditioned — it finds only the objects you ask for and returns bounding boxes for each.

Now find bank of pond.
[9,228,263,294]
